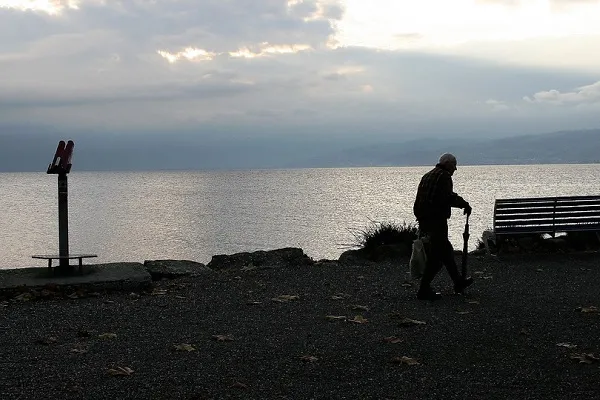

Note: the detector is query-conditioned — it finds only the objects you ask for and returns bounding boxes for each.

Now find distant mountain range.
[305,129,600,168]
[0,127,598,172]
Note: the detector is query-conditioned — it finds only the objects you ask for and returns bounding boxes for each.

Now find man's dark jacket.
[413,164,468,222]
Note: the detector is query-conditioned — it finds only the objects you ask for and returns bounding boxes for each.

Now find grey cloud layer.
[1,0,599,136]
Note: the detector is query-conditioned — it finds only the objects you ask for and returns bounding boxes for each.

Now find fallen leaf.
[107,366,134,376]
[231,382,248,389]
[557,343,577,349]
[300,355,318,363]
[71,347,88,354]
[167,282,188,289]
[467,300,480,305]
[351,305,370,311]
[175,295,186,300]
[67,293,79,299]
[151,288,168,296]
[474,271,485,275]
[333,293,350,299]
[212,335,234,342]
[35,336,58,345]
[241,263,256,271]
[271,295,299,302]
[383,336,403,344]
[246,301,262,305]
[1,301,8,307]
[349,315,368,324]
[399,318,426,327]
[103,300,115,304]
[482,276,493,280]
[456,311,471,315]
[570,353,600,364]
[14,293,33,302]
[392,356,420,366]
[174,343,196,352]
[325,315,347,321]
[357,275,365,280]
[577,306,598,314]
[98,333,117,339]
[330,295,345,300]
[401,282,413,288]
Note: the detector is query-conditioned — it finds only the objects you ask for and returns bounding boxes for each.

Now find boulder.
[339,244,411,265]
[144,260,213,280]
[368,243,411,261]
[313,259,340,268]
[338,249,370,265]
[206,247,313,270]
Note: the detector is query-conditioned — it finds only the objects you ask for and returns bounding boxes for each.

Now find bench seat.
[32,254,98,271]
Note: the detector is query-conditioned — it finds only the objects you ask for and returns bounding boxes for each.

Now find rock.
[542,237,569,253]
[339,244,410,265]
[314,259,340,268]
[367,244,411,261]
[338,249,371,265]
[516,236,539,251]
[144,260,213,280]
[206,248,314,270]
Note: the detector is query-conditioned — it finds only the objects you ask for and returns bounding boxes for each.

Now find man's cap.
[438,153,457,165]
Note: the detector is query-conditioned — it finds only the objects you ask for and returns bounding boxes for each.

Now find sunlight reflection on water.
[2,164,600,268]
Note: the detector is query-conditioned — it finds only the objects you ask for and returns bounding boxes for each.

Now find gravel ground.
[0,252,599,400]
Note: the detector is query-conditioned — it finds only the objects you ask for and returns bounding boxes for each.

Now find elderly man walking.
[413,153,473,301]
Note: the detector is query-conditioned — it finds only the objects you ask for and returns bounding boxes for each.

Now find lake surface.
[2,164,600,269]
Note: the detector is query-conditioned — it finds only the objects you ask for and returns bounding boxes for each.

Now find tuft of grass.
[475,239,486,251]
[349,220,419,252]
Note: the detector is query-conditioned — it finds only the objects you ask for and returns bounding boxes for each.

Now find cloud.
[1,0,600,137]
[484,99,510,112]
[0,0,78,15]
[477,0,599,6]
[524,81,600,105]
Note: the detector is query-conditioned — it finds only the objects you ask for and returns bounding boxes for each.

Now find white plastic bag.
[409,237,428,280]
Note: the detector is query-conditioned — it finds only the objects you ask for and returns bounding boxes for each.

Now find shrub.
[350,220,419,252]
[475,238,486,251]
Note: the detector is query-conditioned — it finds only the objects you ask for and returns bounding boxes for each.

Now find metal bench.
[32,254,98,272]
[494,195,600,239]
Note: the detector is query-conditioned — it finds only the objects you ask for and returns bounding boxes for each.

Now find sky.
[2,0,600,139]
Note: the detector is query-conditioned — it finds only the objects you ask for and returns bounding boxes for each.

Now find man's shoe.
[454,276,474,294]
[417,289,442,301]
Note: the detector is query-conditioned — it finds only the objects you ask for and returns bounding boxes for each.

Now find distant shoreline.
[3,161,600,174]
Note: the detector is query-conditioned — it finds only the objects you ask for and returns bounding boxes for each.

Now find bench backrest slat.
[495,215,600,224]
[495,206,600,216]
[495,195,600,203]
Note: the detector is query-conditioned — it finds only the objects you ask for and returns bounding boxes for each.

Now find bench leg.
[78,258,83,273]
[47,259,52,270]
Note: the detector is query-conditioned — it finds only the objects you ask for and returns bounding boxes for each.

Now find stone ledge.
[0,262,152,295]
[144,259,214,280]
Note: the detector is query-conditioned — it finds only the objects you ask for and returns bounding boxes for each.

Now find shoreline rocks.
[206,247,314,270]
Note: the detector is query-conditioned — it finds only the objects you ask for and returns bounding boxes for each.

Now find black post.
[57,172,70,270]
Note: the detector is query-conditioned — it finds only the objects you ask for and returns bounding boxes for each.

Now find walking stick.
[461,214,469,277]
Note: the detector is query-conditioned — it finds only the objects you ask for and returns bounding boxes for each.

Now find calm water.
[2,165,600,269]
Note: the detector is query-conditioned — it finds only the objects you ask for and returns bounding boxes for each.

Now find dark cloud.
[0,0,599,137]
